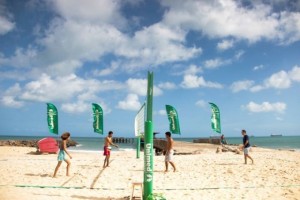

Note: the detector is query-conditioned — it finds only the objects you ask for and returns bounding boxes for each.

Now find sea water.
[0,135,299,151]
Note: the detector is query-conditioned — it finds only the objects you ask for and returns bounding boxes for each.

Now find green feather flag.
[46,103,58,134]
[209,102,221,134]
[92,103,103,134]
[165,105,181,134]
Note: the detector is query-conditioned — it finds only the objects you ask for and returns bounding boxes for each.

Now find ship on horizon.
[270,134,283,137]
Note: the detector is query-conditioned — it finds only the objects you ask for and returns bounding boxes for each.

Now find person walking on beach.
[103,131,118,168]
[165,132,176,172]
[242,129,254,164]
[220,134,227,146]
[53,132,72,177]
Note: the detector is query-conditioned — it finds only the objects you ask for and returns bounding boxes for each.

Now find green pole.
[146,72,153,122]
[136,137,141,159]
[143,71,154,199]
[143,121,153,199]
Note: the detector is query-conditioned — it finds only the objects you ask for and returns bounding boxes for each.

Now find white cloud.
[243,101,286,113]
[217,39,235,51]
[1,96,24,108]
[180,74,223,89]
[161,0,300,44]
[204,58,223,69]
[116,23,202,70]
[288,65,300,82]
[1,74,123,109]
[253,64,264,71]
[195,100,206,108]
[234,50,245,60]
[0,1,15,35]
[251,70,291,91]
[158,82,176,90]
[61,101,90,113]
[52,0,126,28]
[0,47,37,68]
[0,83,24,108]
[204,58,231,69]
[126,78,163,96]
[46,59,82,76]
[155,109,166,116]
[19,74,96,102]
[183,64,203,75]
[117,93,141,111]
[249,85,265,92]
[93,62,119,77]
[264,70,291,89]
[1,0,203,79]
[234,66,299,92]
[230,80,255,93]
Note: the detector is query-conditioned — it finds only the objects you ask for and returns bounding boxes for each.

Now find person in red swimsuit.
[103,131,118,168]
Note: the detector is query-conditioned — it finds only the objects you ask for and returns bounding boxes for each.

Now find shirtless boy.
[165,131,176,172]
[103,131,118,168]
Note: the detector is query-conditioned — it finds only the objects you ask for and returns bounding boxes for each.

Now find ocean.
[0,135,300,152]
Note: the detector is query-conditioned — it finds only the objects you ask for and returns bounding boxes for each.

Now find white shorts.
[165,149,174,162]
[244,147,251,155]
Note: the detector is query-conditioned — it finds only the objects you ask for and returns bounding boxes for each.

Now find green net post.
[143,121,153,199]
[143,71,154,199]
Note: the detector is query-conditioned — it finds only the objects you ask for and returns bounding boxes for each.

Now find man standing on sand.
[165,132,176,172]
[242,129,254,164]
[103,131,118,168]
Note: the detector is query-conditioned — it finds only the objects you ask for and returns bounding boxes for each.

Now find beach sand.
[0,143,300,200]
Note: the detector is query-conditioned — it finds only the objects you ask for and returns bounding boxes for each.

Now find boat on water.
[270,134,283,137]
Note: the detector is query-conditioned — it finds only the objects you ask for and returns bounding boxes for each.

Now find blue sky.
[0,0,300,138]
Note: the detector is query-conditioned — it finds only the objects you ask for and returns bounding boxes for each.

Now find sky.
[0,0,300,138]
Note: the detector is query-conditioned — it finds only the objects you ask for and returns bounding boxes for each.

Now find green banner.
[46,103,58,134]
[209,102,221,134]
[92,103,103,134]
[165,105,181,134]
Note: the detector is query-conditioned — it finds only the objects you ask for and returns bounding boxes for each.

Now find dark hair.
[242,129,246,133]
[61,132,70,140]
[165,132,171,137]
[108,131,113,135]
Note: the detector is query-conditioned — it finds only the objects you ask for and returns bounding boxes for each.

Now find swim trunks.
[103,146,111,156]
[57,149,65,161]
[165,149,174,162]
[244,147,251,155]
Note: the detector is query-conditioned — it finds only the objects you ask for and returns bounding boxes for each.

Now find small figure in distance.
[241,129,254,164]
[220,134,227,146]
[53,132,72,177]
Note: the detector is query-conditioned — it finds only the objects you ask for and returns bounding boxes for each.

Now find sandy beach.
[0,143,300,200]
